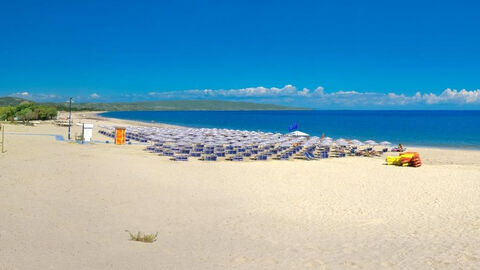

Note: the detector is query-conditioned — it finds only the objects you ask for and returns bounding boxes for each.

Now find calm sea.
[101,110,480,149]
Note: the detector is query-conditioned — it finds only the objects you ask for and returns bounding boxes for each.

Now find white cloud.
[10,91,57,101]
[312,87,324,96]
[183,84,301,97]
[11,91,30,97]
[423,88,480,104]
[148,85,480,107]
[8,92,63,102]
[7,86,480,107]
[298,88,310,96]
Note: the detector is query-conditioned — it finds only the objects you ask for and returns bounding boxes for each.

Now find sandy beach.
[1,112,480,269]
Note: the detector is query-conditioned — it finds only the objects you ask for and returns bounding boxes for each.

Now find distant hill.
[0,97,308,111]
[0,97,30,106]
[57,100,308,111]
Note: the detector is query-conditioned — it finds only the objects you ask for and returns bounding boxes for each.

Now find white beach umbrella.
[288,131,310,137]
[320,140,332,146]
[350,139,364,146]
[364,140,378,146]
[379,141,392,146]
[335,139,348,146]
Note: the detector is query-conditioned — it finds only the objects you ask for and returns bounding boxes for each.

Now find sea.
[101,110,480,149]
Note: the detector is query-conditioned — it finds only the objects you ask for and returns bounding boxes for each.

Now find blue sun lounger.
[232,156,244,161]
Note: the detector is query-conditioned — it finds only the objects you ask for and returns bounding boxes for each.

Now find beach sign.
[82,123,93,142]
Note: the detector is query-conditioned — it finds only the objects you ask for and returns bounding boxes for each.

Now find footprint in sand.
[380,261,394,268]
[461,253,479,262]
[264,257,279,265]
[303,259,326,269]
[345,261,362,269]
[232,256,249,266]
[359,218,384,227]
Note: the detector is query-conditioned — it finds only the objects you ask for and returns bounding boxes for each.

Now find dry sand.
[1,112,480,269]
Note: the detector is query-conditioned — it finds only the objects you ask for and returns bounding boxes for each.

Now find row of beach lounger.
[97,126,388,162]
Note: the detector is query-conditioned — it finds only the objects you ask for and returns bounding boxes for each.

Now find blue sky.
[1,0,479,108]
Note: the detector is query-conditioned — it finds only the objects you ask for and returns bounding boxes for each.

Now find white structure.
[82,123,94,142]
[288,131,310,137]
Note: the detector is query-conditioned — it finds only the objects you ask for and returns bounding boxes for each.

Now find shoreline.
[84,111,480,166]
[92,110,480,152]
[70,111,184,129]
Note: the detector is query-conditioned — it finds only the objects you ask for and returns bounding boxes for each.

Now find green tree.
[45,106,58,119]
[25,109,38,121]
[16,108,33,123]
[1,103,58,123]
[0,106,17,122]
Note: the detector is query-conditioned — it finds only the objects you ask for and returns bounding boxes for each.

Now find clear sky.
[1,0,479,108]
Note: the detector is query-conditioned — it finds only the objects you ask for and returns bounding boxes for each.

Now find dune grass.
[126,230,158,243]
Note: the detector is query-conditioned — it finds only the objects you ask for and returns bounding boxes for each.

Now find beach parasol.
[320,140,332,146]
[288,131,310,137]
[364,140,378,146]
[350,139,364,146]
[335,138,348,146]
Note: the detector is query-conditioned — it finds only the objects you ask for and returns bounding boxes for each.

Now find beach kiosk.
[115,127,126,145]
[82,123,93,142]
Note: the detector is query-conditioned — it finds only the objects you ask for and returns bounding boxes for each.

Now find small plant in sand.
[126,230,158,243]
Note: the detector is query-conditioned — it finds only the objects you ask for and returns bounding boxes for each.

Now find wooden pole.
[1,124,4,153]
[68,97,72,141]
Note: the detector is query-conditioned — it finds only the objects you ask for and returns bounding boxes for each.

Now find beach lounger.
[251,155,267,161]
[171,155,189,161]
[316,151,329,159]
[307,152,317,159]
[303,152,313,160]
[200,155,217,161]
[163,151,174,156]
